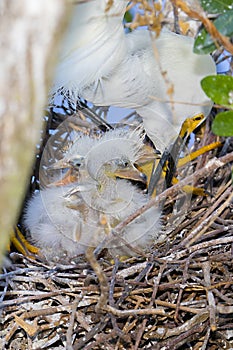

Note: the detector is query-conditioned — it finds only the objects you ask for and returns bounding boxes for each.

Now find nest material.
[1,102,233,350]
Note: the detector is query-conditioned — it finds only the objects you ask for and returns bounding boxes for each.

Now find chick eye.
[117,159,129,168]
[70,157,84,168]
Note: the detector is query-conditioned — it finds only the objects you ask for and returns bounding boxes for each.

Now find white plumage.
[52,0,216,150]
[24,129,161,260]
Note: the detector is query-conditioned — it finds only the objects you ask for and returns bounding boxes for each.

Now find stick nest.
[1,105,233,350]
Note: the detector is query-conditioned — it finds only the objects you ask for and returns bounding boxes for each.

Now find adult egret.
[23,129,161,260]
[52,0,216,150]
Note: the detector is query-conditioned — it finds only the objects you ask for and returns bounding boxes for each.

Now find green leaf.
[201,75,233,107]
[200,0,233,14]
[124,10,133,24]
[194,10,233,54]
[212,111,233,136]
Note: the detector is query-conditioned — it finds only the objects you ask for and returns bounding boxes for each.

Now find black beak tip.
[140,172,147,183]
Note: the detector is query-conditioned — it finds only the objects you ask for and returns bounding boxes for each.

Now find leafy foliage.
[212,112,233,136]
[200,0,233,14]
[201,75,233,136]
[192,2,233,136]
[194,10,233,54]
[201,75,233,107]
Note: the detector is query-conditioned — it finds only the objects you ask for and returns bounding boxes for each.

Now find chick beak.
[135,145,161,186]
[113,164,147,184]
[48,159,70,170]
[48,169,79,187]
[137,144,161,165]
[47,159,79,187]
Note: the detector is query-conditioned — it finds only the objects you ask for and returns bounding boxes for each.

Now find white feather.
[52,1,216,150]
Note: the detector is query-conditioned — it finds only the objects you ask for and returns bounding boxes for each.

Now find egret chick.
[52,0,216,151]
[24,129,161,260]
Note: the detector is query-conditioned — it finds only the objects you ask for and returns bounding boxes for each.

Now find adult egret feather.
[52,0,216,150]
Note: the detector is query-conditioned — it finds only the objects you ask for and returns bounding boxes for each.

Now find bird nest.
[1,104,233,350]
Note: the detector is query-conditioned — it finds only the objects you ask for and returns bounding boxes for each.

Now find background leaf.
[201,75,233,107]
[124,9,133,24]
[200,0,233,14]
[194,10,233,54]
[212,111,233,136]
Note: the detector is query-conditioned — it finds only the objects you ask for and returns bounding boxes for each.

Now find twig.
[170,0,233,55]
[105,304,166,317]
[174,185,233,249]
[201,328,211,350]
[66,299,79,350]
[73,315,110,350]
[134,262,166,349]
[0,291,72,309]
[168,236,233,260]
[202,261,217,331]
[85,247,109,314]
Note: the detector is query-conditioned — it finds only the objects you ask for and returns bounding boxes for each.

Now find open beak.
[48,158,70,170]
[135,144,161,186]
[113,164,147,184]
[136,144,161,165]
[47,157,83,187]
[48,168,79,187]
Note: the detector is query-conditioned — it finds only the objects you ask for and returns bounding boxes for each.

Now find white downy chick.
[24,128,161,260]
